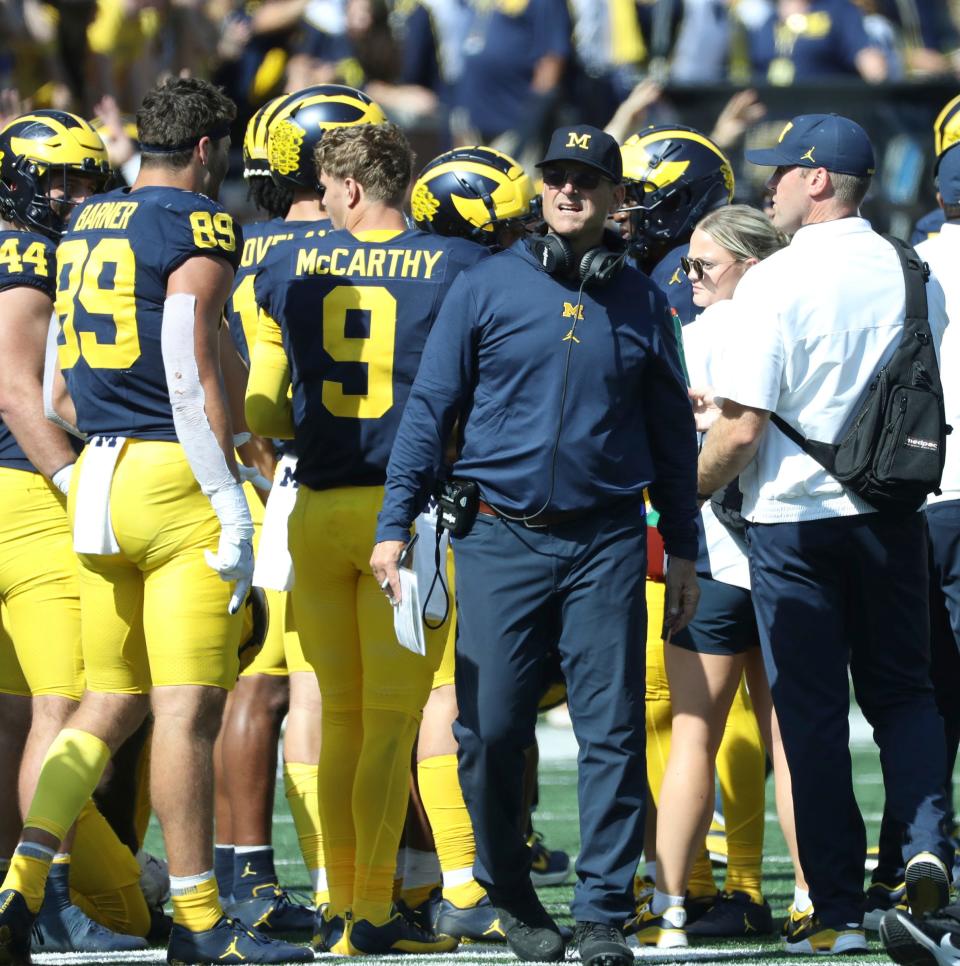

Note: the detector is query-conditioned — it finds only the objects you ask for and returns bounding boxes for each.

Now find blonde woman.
[631,206,807,948]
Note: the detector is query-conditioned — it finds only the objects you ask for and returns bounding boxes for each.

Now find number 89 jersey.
[55,186,242,440]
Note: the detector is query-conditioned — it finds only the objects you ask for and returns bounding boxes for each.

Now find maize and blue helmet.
[267,85,386,194]
[411,146,539,245]
[620,125,734,260]
[0,110,111,239]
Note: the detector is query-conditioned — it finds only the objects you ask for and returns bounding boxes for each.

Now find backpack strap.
[769,233,931,472]
[882,233,930,339]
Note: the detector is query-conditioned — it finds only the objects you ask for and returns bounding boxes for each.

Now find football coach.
[371,124,700,966]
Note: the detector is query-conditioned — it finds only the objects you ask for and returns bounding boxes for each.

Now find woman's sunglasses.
[680,256,738,281]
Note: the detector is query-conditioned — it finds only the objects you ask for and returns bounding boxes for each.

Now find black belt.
[476,499,633,529]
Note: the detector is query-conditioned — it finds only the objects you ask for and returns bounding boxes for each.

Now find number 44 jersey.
[55,186,242,439]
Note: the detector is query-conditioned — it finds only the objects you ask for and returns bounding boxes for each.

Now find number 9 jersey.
[54,185,243,438]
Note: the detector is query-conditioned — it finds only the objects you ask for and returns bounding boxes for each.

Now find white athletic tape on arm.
[162,294,254,613]
[162,294,240,498]
[42,312,85,439]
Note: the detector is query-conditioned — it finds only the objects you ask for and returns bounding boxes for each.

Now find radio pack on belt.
[771,235,950,514]
[436,479,479,536]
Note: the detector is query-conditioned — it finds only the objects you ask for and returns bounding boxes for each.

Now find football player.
[0,109,157,956]
[0,79,312,966]
[246,120,486,955]
[908,94,960,245]
[216,86,385,939]
[615,125,734,326]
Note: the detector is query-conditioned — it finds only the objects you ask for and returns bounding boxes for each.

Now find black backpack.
[770,235,949,515]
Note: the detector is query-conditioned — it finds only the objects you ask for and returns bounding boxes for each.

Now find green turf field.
[33,716,911,965]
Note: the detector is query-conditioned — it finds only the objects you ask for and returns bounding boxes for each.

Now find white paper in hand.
[393,567,426,656]
[413,505,450,621]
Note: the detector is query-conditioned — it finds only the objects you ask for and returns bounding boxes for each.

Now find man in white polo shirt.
[696,113,952,955]
[879,142,960,966]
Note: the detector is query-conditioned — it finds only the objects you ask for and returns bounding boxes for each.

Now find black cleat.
[496,907,565,961]
[166,916,313,964]
[686,890,774,937]
[311,905,344,952]
[0,890,33,966]
[880,908,960,966]
[574,921,633,966]
[906,853,951,918]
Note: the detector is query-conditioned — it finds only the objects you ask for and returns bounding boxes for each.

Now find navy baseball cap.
[746,114,875,177]
[537,124,622,183]
[937,144,960,204]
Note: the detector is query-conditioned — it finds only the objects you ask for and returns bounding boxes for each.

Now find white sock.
[14,842,56,862]
[442,867,474,889]
[403,848,441,889]
[170,870,216,895]
[651,889,685,915]
[233,845,271,854]
[310,868,327,893]
[793,886,813,913]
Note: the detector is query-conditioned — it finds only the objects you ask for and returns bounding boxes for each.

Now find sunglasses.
[541,166,603,190]
[680,256,739,281]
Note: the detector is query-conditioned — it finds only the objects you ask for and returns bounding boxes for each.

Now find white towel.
[73,435,126,554]
[252,454,299,591]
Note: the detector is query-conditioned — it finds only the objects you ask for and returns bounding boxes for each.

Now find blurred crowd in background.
[2,0,958,229]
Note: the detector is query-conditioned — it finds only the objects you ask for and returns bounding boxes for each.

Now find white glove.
[52,462,74,495]
[205,485,255,614]
[237,462,273,491]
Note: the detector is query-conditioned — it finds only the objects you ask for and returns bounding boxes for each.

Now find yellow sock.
[644,581,671,807]
[3,849,54,914]
[688,849,717,898]
[318,706,363,916]
[716,678,765,903]
[26,728,111,842]
[170,872,222,933]
[418,754,485,908]
[399,880,438,911]
[351,708,419,925]
[284,761,327,905]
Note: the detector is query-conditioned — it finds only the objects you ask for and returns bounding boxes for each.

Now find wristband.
[52,462,75,495]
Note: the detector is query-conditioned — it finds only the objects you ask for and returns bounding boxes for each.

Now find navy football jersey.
[255,228,487,489]
[55,186,242,440]
[650,242,696,326]
[0,229,56,471]
[228,218,328,366]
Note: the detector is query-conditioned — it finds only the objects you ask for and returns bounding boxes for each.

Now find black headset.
[528,232,626,287]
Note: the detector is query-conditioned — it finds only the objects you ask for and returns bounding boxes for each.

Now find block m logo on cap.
[566,131,592,150]
[777,121,794,143]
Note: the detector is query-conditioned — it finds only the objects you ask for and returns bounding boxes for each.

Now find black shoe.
[574,921,632,966]
[311,905,344,952]
[906,852,951,918]
[880,907,960,966]
[496,907,565,962]
[0,890,34,966]
[686,890,774,937]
